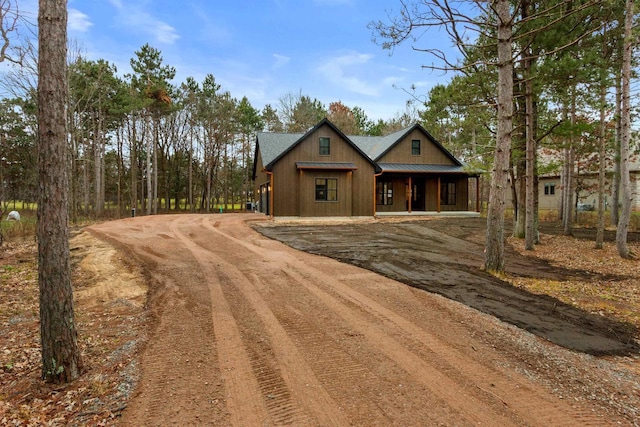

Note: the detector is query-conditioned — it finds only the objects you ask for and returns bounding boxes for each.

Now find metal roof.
[296,162,358,170]
[255,119,471,175]
[377,163,471,174]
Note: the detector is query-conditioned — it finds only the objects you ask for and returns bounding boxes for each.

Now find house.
[252,118,480,217]
[537,157,640,212]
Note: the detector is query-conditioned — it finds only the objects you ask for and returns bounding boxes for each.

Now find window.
[411,139,421,155]
[315,178,337,201]
[319,137,331,156]
[376,181,393,205]
[440,182,456,205]
[544,183,555,195]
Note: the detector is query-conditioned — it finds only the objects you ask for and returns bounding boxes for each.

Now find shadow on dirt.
[256,217,638,356]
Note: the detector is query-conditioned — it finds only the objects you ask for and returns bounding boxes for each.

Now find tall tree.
[130,43,175,215]
[236,96,262,208]
[37,0,82,383]
[371,0,516,272]
[484,0,514,272]
[261,104,283,132]
[328,101,358,134]
[616,0,635,259]
[278,91,326,132]
[1,0,21,64]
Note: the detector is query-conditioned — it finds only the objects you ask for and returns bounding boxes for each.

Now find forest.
[0,0,638,235]
[0,0,638,391]
[0,39,422,221]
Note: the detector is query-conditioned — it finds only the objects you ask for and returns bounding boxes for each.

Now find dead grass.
[507,234,640,329]
[0,235,146,426]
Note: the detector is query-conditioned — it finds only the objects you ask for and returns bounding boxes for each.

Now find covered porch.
[374,164,481,215]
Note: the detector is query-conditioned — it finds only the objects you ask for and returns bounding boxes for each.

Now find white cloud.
[108,0,124,9]
[272,54,290,69]
[317,52,379,97]
[153,21,180,44]
[68,9,93,33]
[109,0,180,45]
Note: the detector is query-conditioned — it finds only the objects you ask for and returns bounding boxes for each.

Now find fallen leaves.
[0,234,147,426]
[507,233,640,329]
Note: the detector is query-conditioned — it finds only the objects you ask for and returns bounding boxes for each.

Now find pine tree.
[37,0,82,383]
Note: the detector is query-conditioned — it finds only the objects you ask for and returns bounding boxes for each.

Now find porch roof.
[296,161,358,170]
[377,163,473,174]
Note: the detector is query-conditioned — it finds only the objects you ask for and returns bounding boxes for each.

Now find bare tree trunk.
[524,54,535,250]
[82,137,89,216]
[559,146,566,220]
[485,0,513,273]
[117,126,123,217]
[206,160,212,213]
[69,116,78,223]
[616,0,634,259]
[563,94,576,236]
[562,146,574,235]
[513,76,526,239]
[94,113,102,217]
[152,115,158,215]
[130,113,138,214]
[189,119,194,212]
[100,133,105,214]
[596,72,607,249]
[37,0,82,383]
[612,71,622,225]
[146,114,152,215]
[224,140,229,212]
[513,143,526,238]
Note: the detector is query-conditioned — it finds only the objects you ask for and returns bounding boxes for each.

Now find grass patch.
[1,213,37,242]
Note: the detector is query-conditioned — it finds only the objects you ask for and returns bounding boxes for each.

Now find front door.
[411,179,425,211]
[405,178,425,212]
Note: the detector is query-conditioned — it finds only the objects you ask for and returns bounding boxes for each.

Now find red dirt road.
[88,214,629,426]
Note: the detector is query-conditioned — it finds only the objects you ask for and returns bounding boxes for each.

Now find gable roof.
[254,119,467,178]
[349,127,408,160]
[354,123,462,166]
[257,118,378,171]
[256,132,303,167]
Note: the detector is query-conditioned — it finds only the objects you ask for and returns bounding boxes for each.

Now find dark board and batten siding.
[378,129,456,165]
[271,124,375,217]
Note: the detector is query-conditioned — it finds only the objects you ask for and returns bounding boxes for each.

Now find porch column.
[298,170,303,216]
[373,173,381,216]
[268,171,274,217]
[437,176,441,213]
[476,176,480,212]
[407,176,412,213]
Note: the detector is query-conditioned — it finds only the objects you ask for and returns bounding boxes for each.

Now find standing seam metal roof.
[255,120,466,173]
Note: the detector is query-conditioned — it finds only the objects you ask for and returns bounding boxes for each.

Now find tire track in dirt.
[206,216,611,426]
[167,217,271,426]
[88,218,228,426]
[89,215,632,425]
[186,218,352,426]
[291,267,600,427]
[204,218,517,425]
[199,218,451,425]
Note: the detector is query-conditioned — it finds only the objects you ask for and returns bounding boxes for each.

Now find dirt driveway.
[88,214,638,426]
[257,217,638,355]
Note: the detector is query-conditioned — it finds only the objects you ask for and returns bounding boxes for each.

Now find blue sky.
[14,0,458,121]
